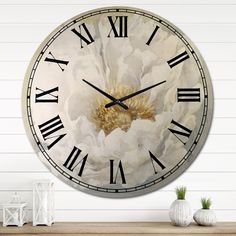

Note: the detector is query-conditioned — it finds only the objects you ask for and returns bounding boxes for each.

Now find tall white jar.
[169,199,192,226]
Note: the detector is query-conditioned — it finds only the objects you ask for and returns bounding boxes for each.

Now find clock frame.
[22,6,214,198]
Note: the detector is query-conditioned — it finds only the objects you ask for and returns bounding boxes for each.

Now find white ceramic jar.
[169,199,192,226]
[193,209,216,226]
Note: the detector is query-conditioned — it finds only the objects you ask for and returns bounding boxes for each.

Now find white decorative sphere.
[194,209,217,226]
[169,199,192,226]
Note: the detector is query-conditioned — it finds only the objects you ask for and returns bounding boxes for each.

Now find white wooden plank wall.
[0,0,235,222]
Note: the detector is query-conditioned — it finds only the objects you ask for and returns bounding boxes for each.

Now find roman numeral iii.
[177,88,201,102]
[63,146,88,177]
[167,51,189,68]
[44,52,69,71]
[168,119,192,145]
[107,16,128,38]
[110,160,126,184]
[71,23,94,48]
[149,151,165,174]
[35,87,58,103]
[38,115,66,149]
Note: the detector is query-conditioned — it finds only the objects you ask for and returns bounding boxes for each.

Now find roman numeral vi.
[110,160,126,184]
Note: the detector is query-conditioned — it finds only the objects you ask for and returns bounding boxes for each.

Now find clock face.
[22,6,213,198]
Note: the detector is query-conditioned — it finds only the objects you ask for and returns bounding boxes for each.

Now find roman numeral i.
[38,115,66,150]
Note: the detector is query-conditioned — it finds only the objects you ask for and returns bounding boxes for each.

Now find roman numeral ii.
[167,51,189,68]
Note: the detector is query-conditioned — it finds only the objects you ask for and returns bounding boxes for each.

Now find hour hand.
[82,79,128,110]
[105,80,166,109]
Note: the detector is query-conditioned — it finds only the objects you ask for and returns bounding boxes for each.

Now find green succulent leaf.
[175,186,187,200]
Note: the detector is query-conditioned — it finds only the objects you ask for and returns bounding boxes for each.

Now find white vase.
[169,199,192,226]
[193,209,216,226]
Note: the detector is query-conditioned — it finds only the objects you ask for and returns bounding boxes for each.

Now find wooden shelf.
[0,222,236,235]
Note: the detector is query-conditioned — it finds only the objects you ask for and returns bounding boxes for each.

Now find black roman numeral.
[71,23,94,48]
[107,16,128,38]
[146,25,159,46]
[44,52,69,71]
[149,151,165,174]
[110,160,126,184]
[168,119,192,145]
[38,115,66,150]
[35,87,58,103]
[63,146,88,177]
[177,88,201,102]
[167,51,190,68]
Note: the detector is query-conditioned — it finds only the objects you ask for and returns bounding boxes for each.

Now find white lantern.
[2,192,27,227]
[33,179,54,226]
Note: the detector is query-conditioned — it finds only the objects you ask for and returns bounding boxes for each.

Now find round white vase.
[169,199,192,226]
[193,209,216,226]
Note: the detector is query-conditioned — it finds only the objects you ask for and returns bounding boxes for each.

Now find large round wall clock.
[22,6,213,198]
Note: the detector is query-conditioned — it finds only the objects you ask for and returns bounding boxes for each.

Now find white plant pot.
[169,199,192,226]
[193,209,216,226]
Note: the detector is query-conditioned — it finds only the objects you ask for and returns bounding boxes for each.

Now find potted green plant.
[169,186,192,226]
[193,198,216,226]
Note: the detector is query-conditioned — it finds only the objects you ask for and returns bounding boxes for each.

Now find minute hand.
[82,79,128,110]
[105,80,166,109]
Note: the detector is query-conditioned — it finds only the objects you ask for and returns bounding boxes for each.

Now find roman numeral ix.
[149,151,166,174]
[71,23,94,48]
[167,51,190,68]
[107,16,128,38]
[35,87,58,103]
[110,160,126,184]
[168,119,192,145]
[63,146,88,177]
[44,52,69,71]
[177,88,201,102]
[38,115,66,150]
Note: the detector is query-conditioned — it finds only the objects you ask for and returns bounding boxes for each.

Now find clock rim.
[22,6,214,198]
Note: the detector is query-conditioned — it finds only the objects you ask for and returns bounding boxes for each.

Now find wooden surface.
[0,222,236,235]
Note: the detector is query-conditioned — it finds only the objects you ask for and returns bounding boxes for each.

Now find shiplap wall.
[0,0,236,222]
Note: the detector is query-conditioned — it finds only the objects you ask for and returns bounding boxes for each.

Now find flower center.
[91,85,156,135]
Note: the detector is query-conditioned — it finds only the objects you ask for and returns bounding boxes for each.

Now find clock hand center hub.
[92,85,155,135]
